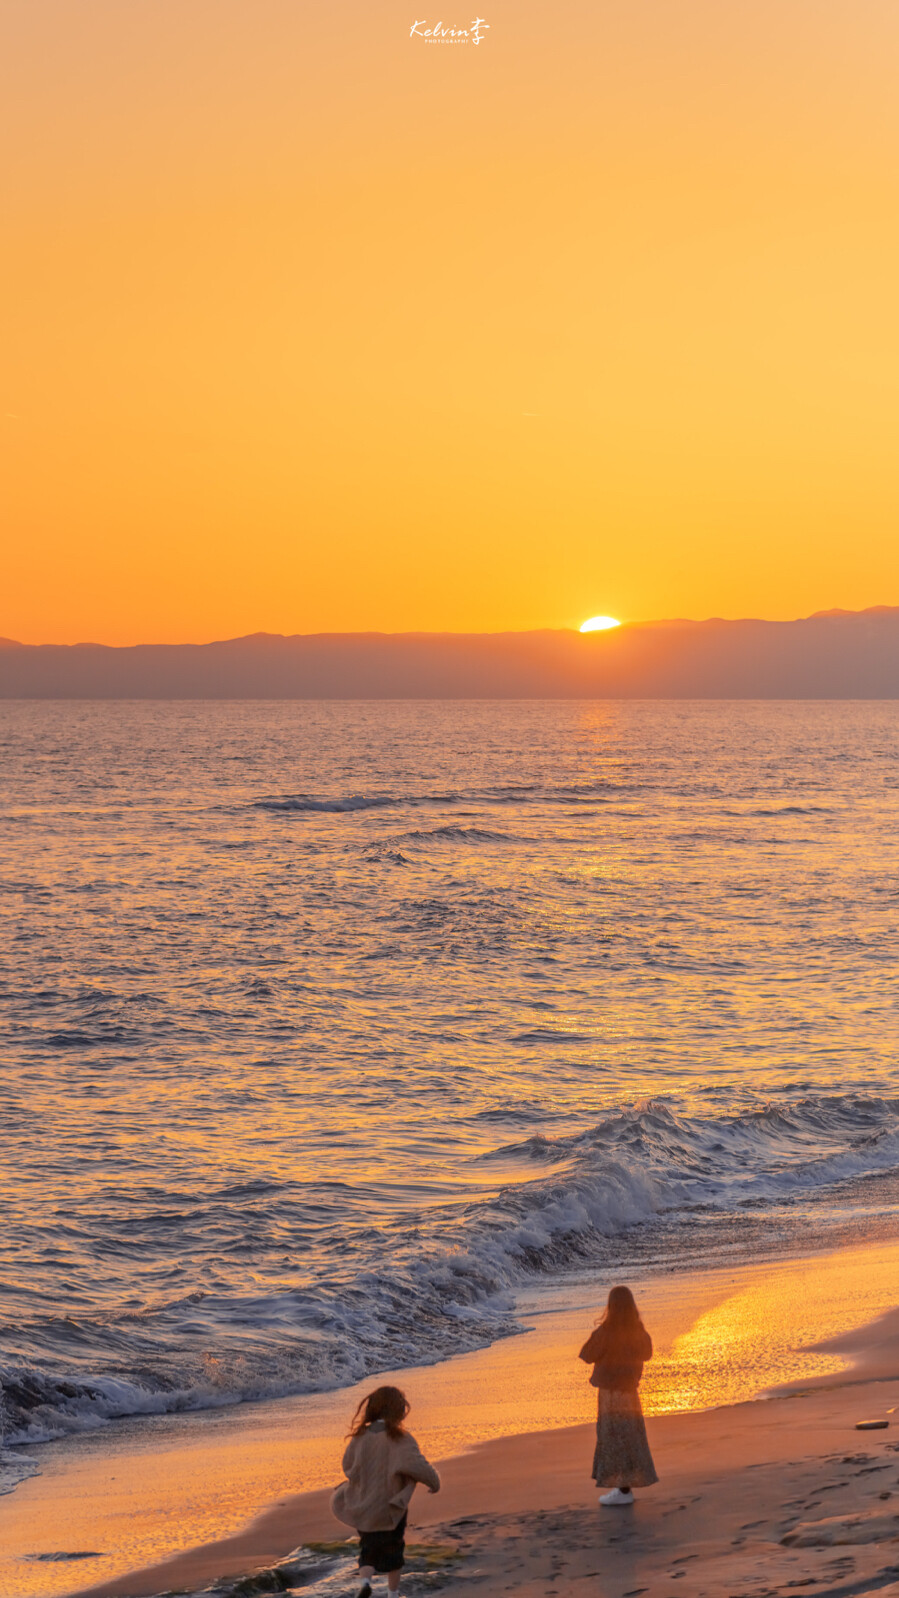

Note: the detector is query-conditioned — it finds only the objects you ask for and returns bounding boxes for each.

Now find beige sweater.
[331,1420,441,1531]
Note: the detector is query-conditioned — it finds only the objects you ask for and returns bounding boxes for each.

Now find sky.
[3,0,899,645]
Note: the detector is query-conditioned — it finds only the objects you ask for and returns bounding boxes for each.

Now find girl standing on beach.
[331,1385,441,1598]
[579,1284,659,1507]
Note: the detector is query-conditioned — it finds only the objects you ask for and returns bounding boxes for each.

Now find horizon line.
[3,604,898,651]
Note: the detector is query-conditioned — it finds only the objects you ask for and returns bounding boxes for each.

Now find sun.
[579,615,621,633]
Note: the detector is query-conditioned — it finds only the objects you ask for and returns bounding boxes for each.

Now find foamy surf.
[0,1450,40,1496]
[4,1092,899,1450]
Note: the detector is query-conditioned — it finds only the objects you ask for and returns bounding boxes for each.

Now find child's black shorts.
[359,1511,408,1573]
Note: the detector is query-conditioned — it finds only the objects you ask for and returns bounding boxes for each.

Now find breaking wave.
[4,1092,899,1450]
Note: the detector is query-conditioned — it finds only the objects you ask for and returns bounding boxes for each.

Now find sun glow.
[579,616,621,633]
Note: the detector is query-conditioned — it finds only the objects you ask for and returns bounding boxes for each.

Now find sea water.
[3,699,899,1463]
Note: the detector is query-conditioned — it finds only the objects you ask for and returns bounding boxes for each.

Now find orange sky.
[3,0,899,645]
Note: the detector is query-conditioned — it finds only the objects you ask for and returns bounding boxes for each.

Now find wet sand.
[66,1378,899,1598]
[6,1241,899,1598]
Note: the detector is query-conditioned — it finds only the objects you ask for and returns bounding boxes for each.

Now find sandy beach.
[5,1241,899,1598]
[63,1363,899,1598]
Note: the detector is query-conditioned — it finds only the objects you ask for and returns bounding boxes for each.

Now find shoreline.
[6,1239,899,1598]
[10,1175,899,1466]
[66,1376,899,1598]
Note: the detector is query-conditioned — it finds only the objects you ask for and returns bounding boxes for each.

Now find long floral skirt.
[591,1386,659,1489]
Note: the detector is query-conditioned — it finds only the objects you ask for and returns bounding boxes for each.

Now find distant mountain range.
[3,608,899,697]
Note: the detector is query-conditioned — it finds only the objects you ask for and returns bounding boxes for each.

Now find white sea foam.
[0,1448,40,1495]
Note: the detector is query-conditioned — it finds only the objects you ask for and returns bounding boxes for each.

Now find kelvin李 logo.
[410,18,490,45]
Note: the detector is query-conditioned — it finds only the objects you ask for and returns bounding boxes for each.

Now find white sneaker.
[600,1488,634,1506]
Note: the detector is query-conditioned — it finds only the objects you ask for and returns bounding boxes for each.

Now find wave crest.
[4,1092,899,1449]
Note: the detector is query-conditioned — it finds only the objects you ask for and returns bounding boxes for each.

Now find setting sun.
[579,616,621,633]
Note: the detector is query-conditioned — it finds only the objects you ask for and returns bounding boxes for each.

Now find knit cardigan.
[331,1421,441,1531]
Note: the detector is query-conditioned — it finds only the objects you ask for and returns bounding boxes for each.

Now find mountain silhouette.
[2,609,899,697]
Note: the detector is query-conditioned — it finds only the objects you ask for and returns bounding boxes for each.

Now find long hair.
[595,1284,646,1352]
[349,1385,410,1440]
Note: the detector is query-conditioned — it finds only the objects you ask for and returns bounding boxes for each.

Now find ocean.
[3,699,899,1489]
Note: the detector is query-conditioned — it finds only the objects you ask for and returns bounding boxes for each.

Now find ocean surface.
[3,699,899,1484]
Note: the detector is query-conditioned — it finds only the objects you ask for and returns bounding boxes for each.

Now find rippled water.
[3,699,899,1454]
